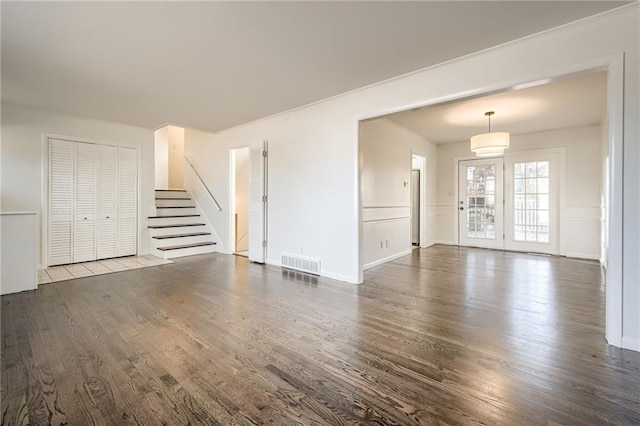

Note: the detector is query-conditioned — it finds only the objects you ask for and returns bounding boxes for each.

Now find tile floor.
[38,254,173,284]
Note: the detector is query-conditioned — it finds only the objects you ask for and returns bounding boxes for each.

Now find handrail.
[184,156,222,211]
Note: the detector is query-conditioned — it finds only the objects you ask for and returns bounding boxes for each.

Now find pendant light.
[470,111,510,157]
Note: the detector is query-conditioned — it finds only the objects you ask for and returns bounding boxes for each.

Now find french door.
[458,152,559,255]
[458,158,504,249]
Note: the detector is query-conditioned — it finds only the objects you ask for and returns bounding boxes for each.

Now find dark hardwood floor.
[2,245,639,425]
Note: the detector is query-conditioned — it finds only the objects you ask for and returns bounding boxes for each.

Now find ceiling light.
[470,111,510,157]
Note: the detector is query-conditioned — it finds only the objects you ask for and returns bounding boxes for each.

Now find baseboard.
[565,252,600,261]
[364,249,412,271]
[622,336,640,352]
[421,240,455,248]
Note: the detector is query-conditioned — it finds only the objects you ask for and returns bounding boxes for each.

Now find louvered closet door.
[97,145,118,259]
[48,139,74,266]
[74,142,98,262]
[117,147,137,256]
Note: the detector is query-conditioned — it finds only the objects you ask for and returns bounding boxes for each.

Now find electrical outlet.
[386,240,389,248]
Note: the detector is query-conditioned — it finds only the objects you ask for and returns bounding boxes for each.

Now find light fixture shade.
[470,132,510,157]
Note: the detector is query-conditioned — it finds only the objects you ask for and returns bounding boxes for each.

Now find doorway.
[231,147,250,257]
[411,153,426,248]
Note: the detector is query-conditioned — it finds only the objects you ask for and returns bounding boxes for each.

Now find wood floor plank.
[2,246,640,425]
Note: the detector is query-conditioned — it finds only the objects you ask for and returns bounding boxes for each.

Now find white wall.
[154,126,169,189]
[436,125,604,259]
[1,104,155,267]
[359,118,437,268]
[183,7,638,348]
[168,125,185,189]
[234,148,249,252]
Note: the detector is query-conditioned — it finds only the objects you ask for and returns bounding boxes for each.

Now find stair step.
[156,189,186,192]
[153,232,211,240]
[148,223,205,229]
[157,206,195,209]
[148,215,200,219]
[157,242,217,251]
[155,197,191,200]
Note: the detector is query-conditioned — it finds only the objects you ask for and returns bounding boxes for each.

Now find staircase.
[148,189,218,259]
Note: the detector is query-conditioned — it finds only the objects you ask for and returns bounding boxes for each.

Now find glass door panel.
[458,158,504,249]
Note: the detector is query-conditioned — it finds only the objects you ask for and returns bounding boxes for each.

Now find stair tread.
[148,223,205,229]
[155,197,191,200]
[148,215,200,219]
[153,232,211,239]
[157,206,195,209]
[157,242,217,251]
[156,189,187,192]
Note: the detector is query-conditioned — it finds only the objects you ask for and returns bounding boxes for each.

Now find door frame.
[41,133,142,269]
[229,146,251,254]
[411,151,427,247]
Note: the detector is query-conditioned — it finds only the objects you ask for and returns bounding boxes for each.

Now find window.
[513,161,549,243]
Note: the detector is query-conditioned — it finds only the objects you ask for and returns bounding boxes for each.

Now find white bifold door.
[48,139,137,266]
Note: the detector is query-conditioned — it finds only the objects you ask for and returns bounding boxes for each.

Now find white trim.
[41,133,141,268]
[364,249,412,271]
[265,258,356,285]
[0,212,37,215]
[423,240,455,248]
[622,337,640,352]
[566,252,600,261]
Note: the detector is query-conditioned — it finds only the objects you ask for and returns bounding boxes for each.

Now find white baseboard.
[622,336,640,352]
[565,252,600,261]
[364,249,412,271]
[421,240,455,248]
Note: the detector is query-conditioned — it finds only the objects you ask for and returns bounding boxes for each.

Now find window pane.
[538,194,549,210]
[486,195,495,209]
[538,227,549,243]
[526,178,536,193]
[537,210,549,227]
[515,163,525,178]
[486,179,495,193]
[515,209,525,225]
[537,178,549,194]
[526,226,537,241]
[515,179,525,194]
[515,225,525,241]
[526,194,536,209]
[537,161,549,177]
[515,195,525,209]
[526,162,536,177]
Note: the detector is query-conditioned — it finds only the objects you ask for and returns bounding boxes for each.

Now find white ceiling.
[385,71,607,143]
[1,2,627,132]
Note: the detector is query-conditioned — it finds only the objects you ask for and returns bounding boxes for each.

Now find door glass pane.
[465,164,496,240]
[513,161,550,243]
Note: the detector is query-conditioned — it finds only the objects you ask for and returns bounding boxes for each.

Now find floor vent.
[281,253,321,276]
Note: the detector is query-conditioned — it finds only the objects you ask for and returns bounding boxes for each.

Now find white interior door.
[48,139,74,266]
[73,142,97,263]
[458,158,504,249]
[97,145,118,259]
[249,141,267,263]
[117,147,137,257]
[504,152,559,254]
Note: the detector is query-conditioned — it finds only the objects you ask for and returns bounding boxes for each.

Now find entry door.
[504,152,559,254]
[248,141,267,263]
[458,158,504,249]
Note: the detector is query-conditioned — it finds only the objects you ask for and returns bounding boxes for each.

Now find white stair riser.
[155,207,198,216]
[148,215,202,226]
[161,244,218,259]
[154,190,188,199]
[149,225,207,237]
[155,198,194,207]
[153,234,213,247]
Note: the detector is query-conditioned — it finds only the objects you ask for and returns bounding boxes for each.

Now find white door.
[97,145,118,259]
[117,147,137,256]
[48,139,74,266]
[504,152,559,254]
[248,141,267,263]
[73,142,97,263]
[458,158,504,249]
